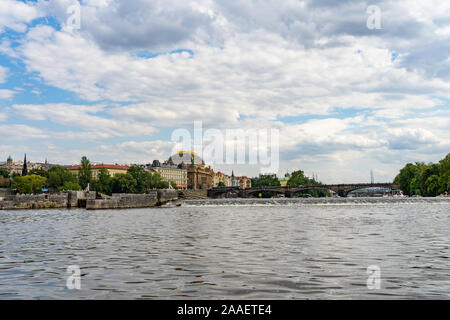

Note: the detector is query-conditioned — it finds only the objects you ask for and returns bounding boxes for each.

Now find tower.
[22,154,28,176]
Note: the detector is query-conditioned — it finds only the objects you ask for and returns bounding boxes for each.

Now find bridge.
[208,183,399,198]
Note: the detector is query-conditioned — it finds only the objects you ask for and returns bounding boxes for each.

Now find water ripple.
[0,200,449,299]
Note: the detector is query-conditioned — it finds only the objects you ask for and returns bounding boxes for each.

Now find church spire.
[22,154,28,176]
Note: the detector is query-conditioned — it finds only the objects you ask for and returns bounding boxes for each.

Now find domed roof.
[151,160,161,167]
[170,151,204,165]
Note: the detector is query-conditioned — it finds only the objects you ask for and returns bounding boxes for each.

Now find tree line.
[4,156,176,195]
[251,170,330,197]
[394,153,449,196]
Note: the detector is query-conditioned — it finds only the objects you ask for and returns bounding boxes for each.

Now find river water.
[0,198,449,299]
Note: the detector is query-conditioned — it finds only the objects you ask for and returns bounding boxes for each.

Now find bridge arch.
[208,183,399,198]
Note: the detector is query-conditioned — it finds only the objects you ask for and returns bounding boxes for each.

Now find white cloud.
[387,128,438,150]
[0,66,7,83]
[0,0,42,33]
[0,39,19,58]
[0,124,49,140]
[0,0,448,182]
[12,103,157,139]
[18,26,450,120]
[0,89,16,99]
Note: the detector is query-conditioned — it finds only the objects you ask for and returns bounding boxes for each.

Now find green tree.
[92,168,112,195]
[48,166,78,190]
[438,153,450,193]
[128,165,149,193]
[28,168,49,178]
[13,175,47,194]
[287,170,329,197]
[251,174,280,187]
[58,181,82,191]
[409,177,421,196]
[168,181,178,189]
[394,163,420,196]
[146,171,172,189]
[111,173,137,193]
[250,174,281,198]
[287,170,310,186]
[0,168,9,178]
[78,156,92,190]
[424,175,440,197]
[420,163,439,195]
[394,153,450,196]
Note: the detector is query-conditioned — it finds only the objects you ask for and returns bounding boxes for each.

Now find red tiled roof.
[68,164,130,171]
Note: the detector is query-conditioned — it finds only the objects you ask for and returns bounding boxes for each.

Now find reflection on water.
[0,198,449,299]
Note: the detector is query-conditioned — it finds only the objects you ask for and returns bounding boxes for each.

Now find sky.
[0,0,449,183]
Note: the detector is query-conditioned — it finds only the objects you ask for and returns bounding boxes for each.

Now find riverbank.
[0,190,179,210]
[2,191,448,210]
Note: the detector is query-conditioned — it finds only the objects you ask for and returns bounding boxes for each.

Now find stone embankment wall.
[0,190,99,210]
[85,190,179,210]
[86,190,178,210]
[86,192,158,210]
[157,189,179,205]
[0,190,179,210]
[68,191,96,207]
[0,193,69,210]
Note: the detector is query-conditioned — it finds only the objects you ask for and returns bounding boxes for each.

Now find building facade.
[0,156,22,176]
[0,156,56,176]
[0,155,48,176]
[230,171,251,189]
[169,151,213,190]
[148,160,187,189]
[239,176,252,189]
[68,164,130,179]
[279,178,288,187]
[213,171,232,187]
